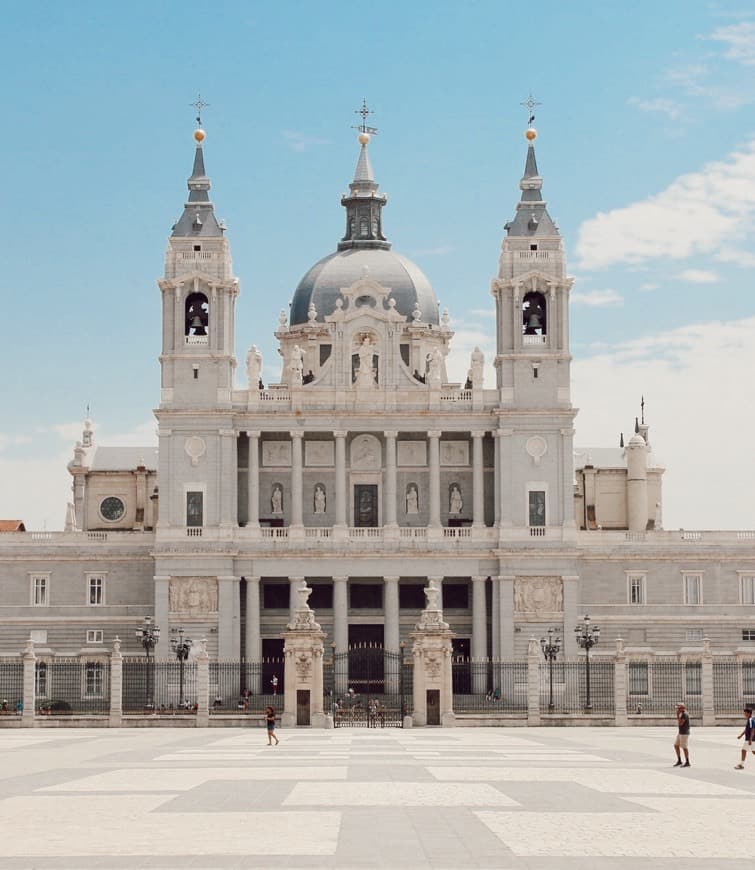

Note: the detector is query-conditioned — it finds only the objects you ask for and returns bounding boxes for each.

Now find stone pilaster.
[22,637,35,726]
[384,576,400,693]
[410,580,455,727]
[247,431,260,532]
[334,430,347,539]
[471,576,487,693]
[527,636,541,726]
[333,576,348,695]
[384,431,398,532]
[282,580,327,728]
[290,431,304,532]
[196,638,210,727]
[614,637,628,726]
[245,577,262,692]
[472,431,485,529]
[217,575,240,659]
[428,431,441,536]
[109,636,123,727]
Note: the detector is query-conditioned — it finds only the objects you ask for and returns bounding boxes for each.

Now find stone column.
[290,431,304,531]
[219,429,237,530]
[410,580,455,727]
[491,576,501,660]
[499,575,515,660]
[471,576,487,694]
[428,431,441,534]
[196,638,210,727]
[333,576,349,695]
[334,430,347,537]
[21,637,36,726]
[702,637,715,726]
[109,636,123,728]
[498,429,513,531]
[472,432,485,529]
[493,432,501,527]
[154,576,170,658]
[527,636,541,726]
[217,576,240,659]
[384,576,400,693]
[247,431,260,532]
[245,577,262,694]
[282,580,327,728]
[614,637,628,726]
[384,431,398,530]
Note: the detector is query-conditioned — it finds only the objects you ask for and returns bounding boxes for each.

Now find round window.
[100,496,125,522]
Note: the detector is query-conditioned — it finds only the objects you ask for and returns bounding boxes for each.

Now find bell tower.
[491,118,576,535]
[157,124,238,410]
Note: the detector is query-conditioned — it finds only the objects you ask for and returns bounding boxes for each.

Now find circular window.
[100,497,125,522]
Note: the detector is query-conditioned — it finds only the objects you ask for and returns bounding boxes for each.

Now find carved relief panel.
[514,576,563,616]
[169,577,219,614]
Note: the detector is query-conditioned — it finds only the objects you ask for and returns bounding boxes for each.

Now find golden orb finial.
[194,128,206,144]
[525,127,537,142]
[358,131,371,146]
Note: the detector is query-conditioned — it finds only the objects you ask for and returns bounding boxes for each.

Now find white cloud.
[709,22,755,65]
[677,268,720,283]
[576,139,755,270]
[628,97,683,121]
[281,131,332,152]
[571,289,624,307]
[639,282,659,292]
[573,316,755,530]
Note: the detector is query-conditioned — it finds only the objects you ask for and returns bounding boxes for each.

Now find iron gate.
[323,645,411,727]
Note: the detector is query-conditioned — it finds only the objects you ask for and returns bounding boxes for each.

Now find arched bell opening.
[185,292,209,337]
[522,291,547,336]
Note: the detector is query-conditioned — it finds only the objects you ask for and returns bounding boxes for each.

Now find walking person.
[265,705,279,746]
[673,702,691,767]
[734,707,755,769]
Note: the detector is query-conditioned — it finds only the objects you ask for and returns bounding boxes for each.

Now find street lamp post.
[170,627,193,708]
[574,614,600,712]
[540,627,561,714]
[135,616,160,709]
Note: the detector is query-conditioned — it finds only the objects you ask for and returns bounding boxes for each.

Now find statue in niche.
[427,347,443,385]
[246,344,262,389]
[449,484,463,514]
[356,337,376,385]
[289,345,304,384]
[406,484,419,514]
[271,484,283,514]
[314,484,326,514]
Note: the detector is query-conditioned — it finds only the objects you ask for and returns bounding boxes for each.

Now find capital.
[246,430,261,440]
[427,430,442,440]
[333,430,348,439]
[289,431,304,440]
[383,430,398,439]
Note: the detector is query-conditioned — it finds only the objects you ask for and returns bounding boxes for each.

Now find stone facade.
[1,125,754,672]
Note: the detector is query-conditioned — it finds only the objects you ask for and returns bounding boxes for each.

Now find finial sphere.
[525,127,537,142]
[358,131,371,145]
[194,128,206,143]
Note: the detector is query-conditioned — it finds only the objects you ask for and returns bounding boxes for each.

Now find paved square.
[0,725,753,868]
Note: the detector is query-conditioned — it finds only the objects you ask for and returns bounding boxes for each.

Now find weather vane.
[352,98,378,136]
[520,92,541,127]
[190,94,210,127]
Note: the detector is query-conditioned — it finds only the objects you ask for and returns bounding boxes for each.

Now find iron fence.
[713,657,755,715]
[121,659,197,714]
[35,658,110,715]
[210,660,285,714]
[627,658,702,716]
[0,659,23,714]
[452,660,528,713]
[540,660,615,714]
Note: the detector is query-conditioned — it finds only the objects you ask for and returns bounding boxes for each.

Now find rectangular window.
[528,490,546,527]
[35,662,48,698]
[685,662,702,695]
[86,630,104,644]
[743,629,755,641]
[628,662,648,695]
[88,575,104,606]
[628,574,645,605]
[740,575,755,605]
[684,573,702,605]
[85,662,104,697]
[31,575,48,606]
[186,491,203,527]
[686,629,704,641]
[30,629,47,645]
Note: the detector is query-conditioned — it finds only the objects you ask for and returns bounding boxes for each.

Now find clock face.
[100,496,125,522]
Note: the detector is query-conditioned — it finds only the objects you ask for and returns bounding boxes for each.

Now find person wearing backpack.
[734,707,754,769]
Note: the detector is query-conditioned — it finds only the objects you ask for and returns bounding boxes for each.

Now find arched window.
[359,217,369,238]
[185,293,209,336]
[522,291,546,335]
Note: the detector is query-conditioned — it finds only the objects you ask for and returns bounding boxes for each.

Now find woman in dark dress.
[265,705,279,745]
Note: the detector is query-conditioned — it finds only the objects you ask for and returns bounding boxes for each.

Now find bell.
[189,313,207,336]
[524,311,542,334]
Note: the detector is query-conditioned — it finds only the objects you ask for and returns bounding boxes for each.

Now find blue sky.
[2,0,755,529]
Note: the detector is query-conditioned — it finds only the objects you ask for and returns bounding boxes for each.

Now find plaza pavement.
[0,724,753,869]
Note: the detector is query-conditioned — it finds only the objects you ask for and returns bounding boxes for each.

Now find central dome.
[290,247,439,326]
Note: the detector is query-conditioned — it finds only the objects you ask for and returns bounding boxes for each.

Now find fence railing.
[452,661,528,712]
[627,658,702,716]
[122,659,197,714]
[0,659,23,714]
[36,658,110,715]
[209,660,284,714]
[540,660,615,715]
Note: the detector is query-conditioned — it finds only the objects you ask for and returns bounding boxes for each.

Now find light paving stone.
[284,781,520,807]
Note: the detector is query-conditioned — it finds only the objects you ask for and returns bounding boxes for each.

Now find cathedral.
[1,114,754,670]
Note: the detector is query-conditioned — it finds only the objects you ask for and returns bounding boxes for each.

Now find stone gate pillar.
[410,580,455,727]
[196,639,210,727]
[702,637,715,727]
[614,637,628,726]
[282,580,327,728]
[21,637,36,726]
[109,636,123,728]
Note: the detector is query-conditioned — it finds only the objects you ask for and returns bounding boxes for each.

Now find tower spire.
[338,100,390,251]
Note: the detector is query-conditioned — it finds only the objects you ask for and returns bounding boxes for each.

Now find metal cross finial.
[641,395,645,425]
[191,94,210,127]
[352,98,378,135]
[520,92,542,127]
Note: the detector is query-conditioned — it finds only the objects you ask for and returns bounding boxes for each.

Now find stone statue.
[406,484,419,514]
[278,309,287,329]
[427,347,443,385]
[412,302,422,322]
[246,344,262,389]
[307,302,317,324]
[289,345,304,384]
[449,484,463,514]
[271,484,283,514]
[314,484,326,514]
[356,337,376,385]
[470,346,484,389]
[424,579,441,611]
